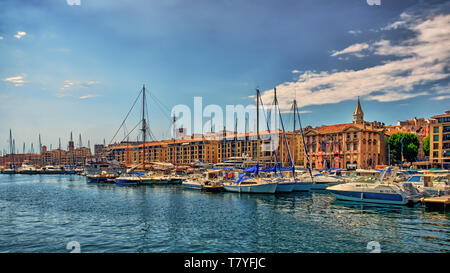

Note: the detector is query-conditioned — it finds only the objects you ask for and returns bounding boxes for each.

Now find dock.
[421,195,450,210]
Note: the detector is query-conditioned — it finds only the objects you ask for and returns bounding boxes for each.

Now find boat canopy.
[243,164,259,175]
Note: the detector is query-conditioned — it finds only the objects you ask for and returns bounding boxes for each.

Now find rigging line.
[149,92,172,113]
[276,94,294,174]
[258,94,281,171]
[109,88,143,145]
[296,103,314,180]
[119,120,142,144]
[148,92,173,123]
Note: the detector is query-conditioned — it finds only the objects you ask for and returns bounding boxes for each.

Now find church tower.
[353,97,364,124]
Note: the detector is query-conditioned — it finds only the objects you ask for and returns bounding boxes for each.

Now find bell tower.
[353,97,364,124]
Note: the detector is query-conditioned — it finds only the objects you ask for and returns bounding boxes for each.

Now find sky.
[0,0,449,153]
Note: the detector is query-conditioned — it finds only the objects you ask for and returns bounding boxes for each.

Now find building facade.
[106,130,305,168]
[303,98,387,170]
[429,110,450,169]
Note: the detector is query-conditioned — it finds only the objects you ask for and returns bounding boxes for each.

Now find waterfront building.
[303,98,387,170]
[106,130,305,168]
[385,117,436,160]
[429,110,450,169]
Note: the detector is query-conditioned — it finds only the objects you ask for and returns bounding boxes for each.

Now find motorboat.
[327,168,422,205]
[182,174,204,190]
[17,162,40,174]
[407,173,449,196]
[86,171,119,183]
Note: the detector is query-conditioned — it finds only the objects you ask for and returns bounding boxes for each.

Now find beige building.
[106,130,305,168]
[303,98,387,170]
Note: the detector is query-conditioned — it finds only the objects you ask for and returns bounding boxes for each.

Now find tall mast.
[142,84,147,170]
[256,89,260,166]
[173,113,176,166]
[293,99,296,174]
[234,116,237,158]
[210,116,213,166]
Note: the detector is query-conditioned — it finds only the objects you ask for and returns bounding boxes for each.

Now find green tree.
[423,135,430,157]
[387,133,420,163]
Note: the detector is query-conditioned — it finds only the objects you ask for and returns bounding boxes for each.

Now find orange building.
[303,98,387,170]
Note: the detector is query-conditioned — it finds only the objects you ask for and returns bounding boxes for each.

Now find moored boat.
[327,168,422,205]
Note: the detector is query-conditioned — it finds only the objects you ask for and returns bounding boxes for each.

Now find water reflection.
[0,174,449,253]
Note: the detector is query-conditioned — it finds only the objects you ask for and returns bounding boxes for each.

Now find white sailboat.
[222,89,278,194]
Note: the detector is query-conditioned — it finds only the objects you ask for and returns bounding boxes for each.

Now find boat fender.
[227,172,233,179]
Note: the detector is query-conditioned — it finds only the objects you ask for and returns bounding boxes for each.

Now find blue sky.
[0,0,449,153]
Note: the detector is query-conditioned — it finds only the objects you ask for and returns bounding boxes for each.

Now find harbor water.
[0,174,448,253]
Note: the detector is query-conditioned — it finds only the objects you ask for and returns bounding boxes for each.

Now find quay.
[421,195,450,210]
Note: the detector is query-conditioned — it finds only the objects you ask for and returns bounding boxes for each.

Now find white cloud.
[291,69,301,74]
[57,80,100,98]
[261,11,450,111]
[60,80,100,91]
[0,36,3,40]
[79,94,99,99]
[14,31,26,39]
[2,75,26,86]
[348,30,362,35]
[330,43,369,57]
[432,95,450,101]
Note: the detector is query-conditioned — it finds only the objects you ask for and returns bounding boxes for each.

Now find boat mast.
[142,84,147,170]
[173,113,176,167]
[256,89,260,173]
[293,99,296,177]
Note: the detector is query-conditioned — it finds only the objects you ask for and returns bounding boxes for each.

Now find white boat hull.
[275,182,296,193]
[329,190,410,205]
[183,182,203,190]
[223,183,277,194]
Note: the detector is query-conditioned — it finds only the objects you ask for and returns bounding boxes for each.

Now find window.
[434,135,439,141]
[433,143,439,150]
[347,143,350,151]
[433,126,439,133]
[353,143,358,151]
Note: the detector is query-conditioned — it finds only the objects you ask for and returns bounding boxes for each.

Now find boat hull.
[275,183,296,193]
[223,183,277,194]
[329,190,410,205]
[183,182,203,190]
[310,182,339,190]
[293,182,312,192]
[87,176,108,183]
[115,178,139,185]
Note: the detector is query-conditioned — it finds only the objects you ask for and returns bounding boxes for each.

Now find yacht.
[223,173,278,194]
[115,173,141,185]
[327,169,422,205]
[17,162,40,174]
[86,171,119,183]
[41,165,64,174]
[182,174,204,190]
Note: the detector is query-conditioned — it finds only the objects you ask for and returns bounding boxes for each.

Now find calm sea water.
[0,174,448,253]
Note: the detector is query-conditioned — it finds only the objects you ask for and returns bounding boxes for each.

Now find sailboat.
[115,84,154,185]
[222,89,278,194]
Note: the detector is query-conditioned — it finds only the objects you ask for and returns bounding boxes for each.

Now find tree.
[387,133,420,163]
[423,135,430,157]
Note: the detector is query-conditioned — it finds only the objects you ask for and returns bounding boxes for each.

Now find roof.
[432,111,450,119]
[354,97,364,116]
[306,122,384,135]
